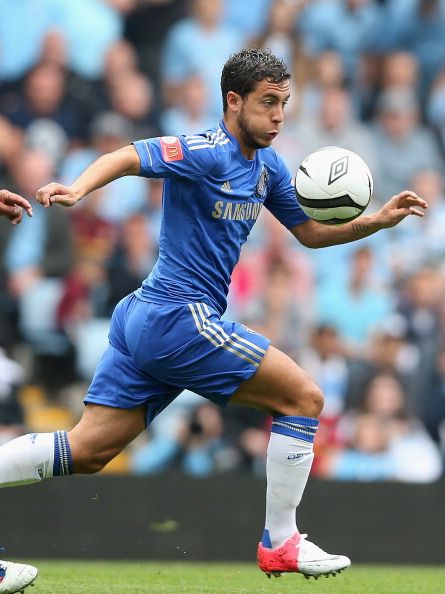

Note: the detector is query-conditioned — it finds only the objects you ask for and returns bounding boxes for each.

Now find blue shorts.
[84,293,270,425]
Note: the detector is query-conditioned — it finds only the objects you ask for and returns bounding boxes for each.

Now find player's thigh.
[230,345,323,418]
[68,403,146,471]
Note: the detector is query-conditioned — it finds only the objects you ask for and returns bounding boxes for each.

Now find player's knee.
[278,382,324,418]
[302,383,324,418]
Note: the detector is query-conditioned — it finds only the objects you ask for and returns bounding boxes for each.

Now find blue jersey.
[133,120,309,315]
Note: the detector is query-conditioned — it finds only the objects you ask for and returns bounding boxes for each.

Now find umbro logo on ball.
[328,156,349,185]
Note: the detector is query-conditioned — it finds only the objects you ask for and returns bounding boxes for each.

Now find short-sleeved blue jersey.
[133,120,309,315]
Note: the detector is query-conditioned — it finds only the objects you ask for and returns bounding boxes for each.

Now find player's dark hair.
[221,48,291,112]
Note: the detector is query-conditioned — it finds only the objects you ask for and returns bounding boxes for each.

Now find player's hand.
[0,189,33,224]
[376,190,428,229]
[36,182,81,208]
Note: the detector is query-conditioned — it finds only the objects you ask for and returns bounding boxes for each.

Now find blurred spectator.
[132,392,224,477]
[160,74,214,135]
[102,40,140,89]
[371,88,443,201]
[1,62,85,148]
[0,0,60,83]
[0,348,26,446]
[355,316,420,408]
[315,245,394,348]
[40,30,105,136]
[68,190,116,264]
[222,0,271,39]
[181,403,224,477]
[298,324,355,470]
[250,0,307,74]
[161,0,244,119]
[232,210,314,323]
[56,254,108,344]
[397,268,445,410]
[60,111,150,224]
[385,170,445,276]
[426,66,445,156]
[299,324,352,422]
[240,256,307,361]
[4,149,73,389]
[422,344,445,444]
[105,213,156,314]
[380,51,420,95]
[298,0,385,85]
[54,0,133,81]
[106,71,160,139]
[322,372,443,482]
[356,50,421,121]
[220,404,270,477]
[0,117,23,177]
[319,412,395,481]
[123,0,188,89]
[0,217,20,349]
[383,0,445,96]
[297,50,347,118]
[5,150,73,294]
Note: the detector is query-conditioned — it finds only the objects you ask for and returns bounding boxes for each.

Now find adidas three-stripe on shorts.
[84,292,271,425]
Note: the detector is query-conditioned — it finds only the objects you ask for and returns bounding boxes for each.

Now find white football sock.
[263,416,319,549]
[0,431,72,488]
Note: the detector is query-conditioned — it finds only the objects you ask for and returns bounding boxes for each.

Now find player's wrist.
[69,186,86,203]
[349,212,381,237]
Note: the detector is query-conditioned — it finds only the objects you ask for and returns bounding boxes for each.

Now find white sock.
[0,431,73,488]
[262,415,319,549]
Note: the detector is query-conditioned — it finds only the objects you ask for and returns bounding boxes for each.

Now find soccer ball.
[294,146,373,225]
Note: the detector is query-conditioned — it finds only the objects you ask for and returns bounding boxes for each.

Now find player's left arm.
[291,190,428,248]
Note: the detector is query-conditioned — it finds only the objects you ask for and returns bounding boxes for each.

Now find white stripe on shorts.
[188,303,264,367]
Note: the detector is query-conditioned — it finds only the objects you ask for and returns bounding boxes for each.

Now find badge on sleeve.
[160,136,184,162]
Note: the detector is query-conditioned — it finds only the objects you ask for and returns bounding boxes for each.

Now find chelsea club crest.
[254,166,269,199]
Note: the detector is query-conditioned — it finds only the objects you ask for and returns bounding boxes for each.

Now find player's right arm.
[36,133,216,208]
[36,145,140,208]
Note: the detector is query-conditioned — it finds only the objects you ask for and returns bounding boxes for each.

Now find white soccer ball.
[294,146,373,225]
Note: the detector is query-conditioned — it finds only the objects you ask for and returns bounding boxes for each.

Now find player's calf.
[0,431,72,488]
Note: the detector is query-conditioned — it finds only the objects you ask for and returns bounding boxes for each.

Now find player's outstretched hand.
[376,190,428,229]
[0,189,33,224]
[36,182,80,208]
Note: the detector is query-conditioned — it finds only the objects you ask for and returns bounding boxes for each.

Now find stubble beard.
[238,107,266,151]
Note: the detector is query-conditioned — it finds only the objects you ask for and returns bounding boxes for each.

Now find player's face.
[236,78,290,156]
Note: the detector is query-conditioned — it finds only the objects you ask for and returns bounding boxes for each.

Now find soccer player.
[0,49,427,587]
[0,192,38,594]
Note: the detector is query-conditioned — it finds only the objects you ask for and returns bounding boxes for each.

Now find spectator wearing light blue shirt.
[53,0,124,80]
[383,0,445,95]
[0,0,60,82]
[161,0,245,120]
[371,88,444,202]
[298,0,385,85]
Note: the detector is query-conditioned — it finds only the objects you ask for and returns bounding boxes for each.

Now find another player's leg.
[231,345,350,579]
[0,560,38,593]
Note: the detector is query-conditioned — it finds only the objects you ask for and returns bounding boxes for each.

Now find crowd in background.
[1,0,445,482]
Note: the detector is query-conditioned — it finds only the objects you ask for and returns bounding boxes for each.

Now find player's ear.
[226,91,242,113]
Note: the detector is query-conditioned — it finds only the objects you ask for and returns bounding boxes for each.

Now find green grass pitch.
[20,561,445,594]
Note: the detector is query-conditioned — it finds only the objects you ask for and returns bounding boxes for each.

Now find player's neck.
[223,117,256,161]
